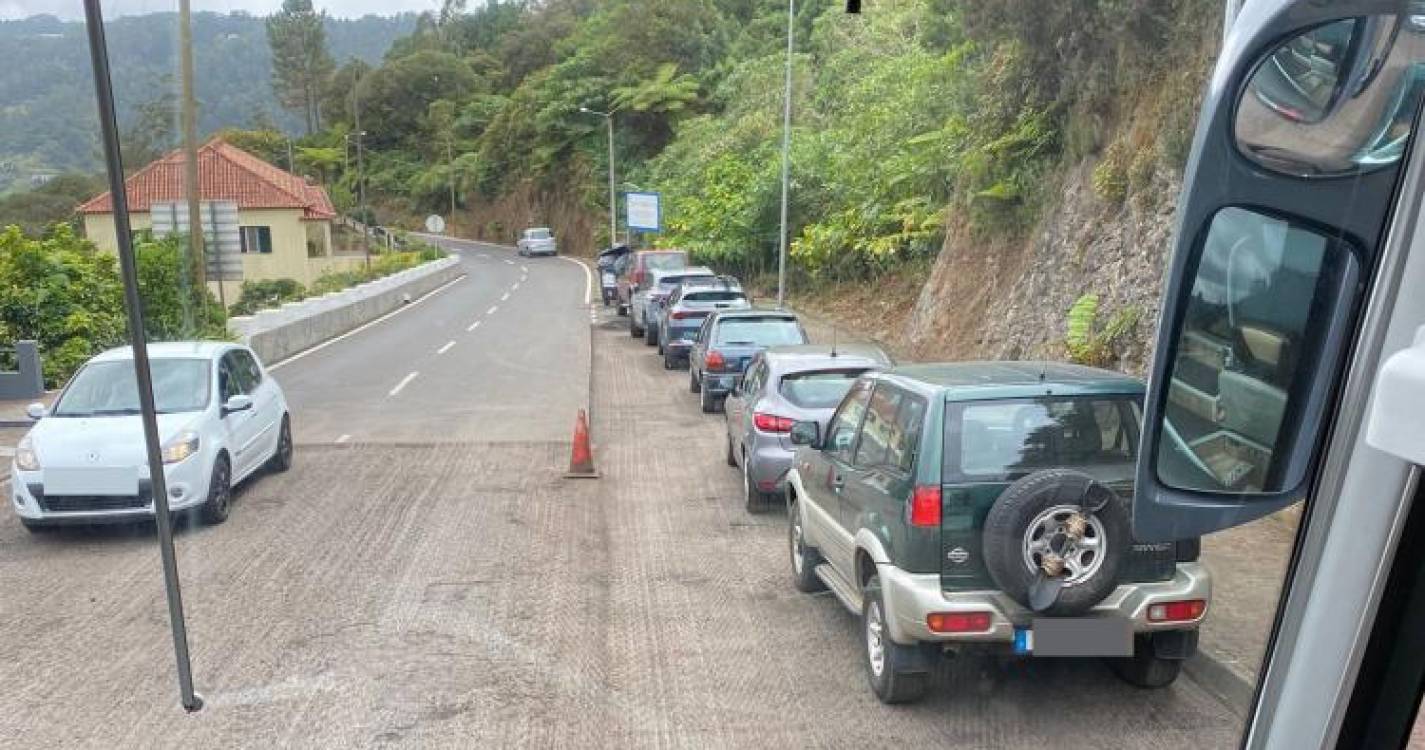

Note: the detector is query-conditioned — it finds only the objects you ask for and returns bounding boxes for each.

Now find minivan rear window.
[944,396,1142,482]
[778,369,869,408]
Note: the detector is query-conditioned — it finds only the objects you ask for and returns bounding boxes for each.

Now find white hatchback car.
[10,342,291,531]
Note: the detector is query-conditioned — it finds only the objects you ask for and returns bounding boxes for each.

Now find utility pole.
[447,139,456,220]
[579,106,617,248]
[353,66,370,268]
[286,138,295,172]
[776,0,794,308]
[179,0,207,316]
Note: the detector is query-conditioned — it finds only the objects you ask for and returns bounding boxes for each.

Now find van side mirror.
[790,420,821,448]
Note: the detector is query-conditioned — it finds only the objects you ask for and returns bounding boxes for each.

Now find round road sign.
[425,214,447,234]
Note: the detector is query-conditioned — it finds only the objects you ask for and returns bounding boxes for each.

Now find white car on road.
[517,227,557,257]
[11,342,291,531]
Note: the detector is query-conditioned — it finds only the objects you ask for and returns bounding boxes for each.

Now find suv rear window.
[713,318,805,346]
[778,369,869,408]
[945,396,1142,482]
[526,228,551,239]
[685,290,745,303]
[658,273,714,290]
[642,252,687,271]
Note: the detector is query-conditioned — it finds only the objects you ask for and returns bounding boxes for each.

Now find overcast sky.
[0,0,438,20]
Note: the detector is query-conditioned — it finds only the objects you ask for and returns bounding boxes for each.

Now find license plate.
[1014,616,1132,657]
[44,467,139,496]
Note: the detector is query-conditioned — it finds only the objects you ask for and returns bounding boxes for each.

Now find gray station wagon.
[724,344,891,512]
[689,310,808,414]
[785,362,1210,703]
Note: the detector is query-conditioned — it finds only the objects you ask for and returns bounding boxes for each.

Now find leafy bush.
[230,278,309,317]
[0,225,227,387]
[1065,293,1141,367]
[1091,144,1130,205]
[310,250,437,295]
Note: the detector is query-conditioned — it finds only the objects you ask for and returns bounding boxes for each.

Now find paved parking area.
[0,275,1263,749]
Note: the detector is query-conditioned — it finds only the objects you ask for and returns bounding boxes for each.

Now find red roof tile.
[78,138,336,221]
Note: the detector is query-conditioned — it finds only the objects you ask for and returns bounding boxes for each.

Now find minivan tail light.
[909,486,941,527]
[753,412,796,433]
[706,351,726,371]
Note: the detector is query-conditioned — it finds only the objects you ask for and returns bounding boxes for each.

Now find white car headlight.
[161,431,200,464]
[15,435,39,471]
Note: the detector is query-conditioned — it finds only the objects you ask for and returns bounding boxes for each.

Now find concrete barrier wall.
[229,257,462,364]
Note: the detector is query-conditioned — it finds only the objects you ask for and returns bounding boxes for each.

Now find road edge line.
[268,273,466,371]
[557,255,593,306]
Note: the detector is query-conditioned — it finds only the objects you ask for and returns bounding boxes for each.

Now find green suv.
[785,362,1210,703]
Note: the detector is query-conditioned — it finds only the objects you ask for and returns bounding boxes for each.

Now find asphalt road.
[0,239,1254,748]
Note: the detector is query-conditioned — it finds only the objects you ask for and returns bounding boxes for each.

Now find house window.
[240,225,273,254]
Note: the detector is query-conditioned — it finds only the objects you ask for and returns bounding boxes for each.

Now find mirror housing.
[25,403,45,420]
[789,420,821,448]
[222,394,254,415]
[1366,326,1425,465]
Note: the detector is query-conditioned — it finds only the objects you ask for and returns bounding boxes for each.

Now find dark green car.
[786,362,1209,703]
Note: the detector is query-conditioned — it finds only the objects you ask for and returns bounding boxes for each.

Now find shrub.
[1065,293,1141,367]
[230,279,308,317]
[1091,143,1130,205]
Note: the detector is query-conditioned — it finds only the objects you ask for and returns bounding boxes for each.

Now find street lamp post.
[579,106,618,248]
[776,0,795,308]
[447,139,456,220]
[351,65,370,268]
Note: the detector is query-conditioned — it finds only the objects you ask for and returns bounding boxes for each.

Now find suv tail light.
[1147,599,1206,623]
[927,611,993,633]
[671,310,704,320]
[908,485,941,528]
[706,350,726,371]
[753,412,795,433]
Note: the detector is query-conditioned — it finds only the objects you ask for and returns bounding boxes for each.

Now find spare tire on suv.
[982,468,1130,617]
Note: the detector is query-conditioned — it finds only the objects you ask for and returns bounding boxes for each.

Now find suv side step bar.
[815,563,863,615]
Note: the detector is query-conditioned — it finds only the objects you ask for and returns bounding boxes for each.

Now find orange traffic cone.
[565,409,599,478]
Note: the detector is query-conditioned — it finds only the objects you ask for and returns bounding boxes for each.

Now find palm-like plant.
[611,63,699,114]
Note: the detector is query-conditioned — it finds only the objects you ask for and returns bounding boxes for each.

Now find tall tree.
[267,0,335,134]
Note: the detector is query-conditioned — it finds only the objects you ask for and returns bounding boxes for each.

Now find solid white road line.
[500,292,510,301]
[467,320,482,331]
[437,340,456,355]
[557,256,593,305]
[388,371,419,397]
[268,274,466,371]
[487,305,499,315]
[335,434,351,444]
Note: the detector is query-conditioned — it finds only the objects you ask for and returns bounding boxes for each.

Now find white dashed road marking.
[437,340,456,355]
[520,265,528,272]
[503,259,515,266]
[388,371,419,397]
[501,292,510,301]
[467,320,481,331]
[512,282,520,291]
[487,306,499,315]
[335,434,351,444]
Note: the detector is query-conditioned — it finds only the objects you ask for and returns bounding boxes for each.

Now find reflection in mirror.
[1236,14,1425,177]
[1157,207,1346,494]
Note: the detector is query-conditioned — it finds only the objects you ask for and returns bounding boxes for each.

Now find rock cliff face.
[903,161,1183,377]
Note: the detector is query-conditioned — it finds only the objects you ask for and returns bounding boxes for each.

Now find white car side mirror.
[223,394,254,415]
[25,403,46,420]
[1366,325,1425,465]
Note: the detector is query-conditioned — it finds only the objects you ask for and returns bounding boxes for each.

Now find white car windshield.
[52,359,211,417]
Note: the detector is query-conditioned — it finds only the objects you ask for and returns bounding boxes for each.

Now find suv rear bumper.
[880,561,1211,645]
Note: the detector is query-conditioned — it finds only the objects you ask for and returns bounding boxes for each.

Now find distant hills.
[0,12,417,190]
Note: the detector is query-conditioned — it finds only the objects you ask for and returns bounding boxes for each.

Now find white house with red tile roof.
[78,138,363,301]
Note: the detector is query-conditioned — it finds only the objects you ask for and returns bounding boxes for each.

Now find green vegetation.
[1065,293,1141,367]
[0,227,226,387]
[266,0,1216,282]
[230,245,445,314]
[0,174,106,237]
[230,278,309,317]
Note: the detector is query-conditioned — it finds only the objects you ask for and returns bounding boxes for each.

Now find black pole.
[82,0,202,713]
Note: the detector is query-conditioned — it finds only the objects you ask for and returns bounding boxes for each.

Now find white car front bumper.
[10,453,213,526]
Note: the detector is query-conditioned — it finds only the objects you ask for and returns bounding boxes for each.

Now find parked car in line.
[517,227,557,257]
[597,244,631,307]
[11,342,292,531]
[617,249,688,317]
[632,266,716,344]
[655,277,749,369]
[689,309,808,414]
[724,344,892,511]
[785,362,1208,704]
